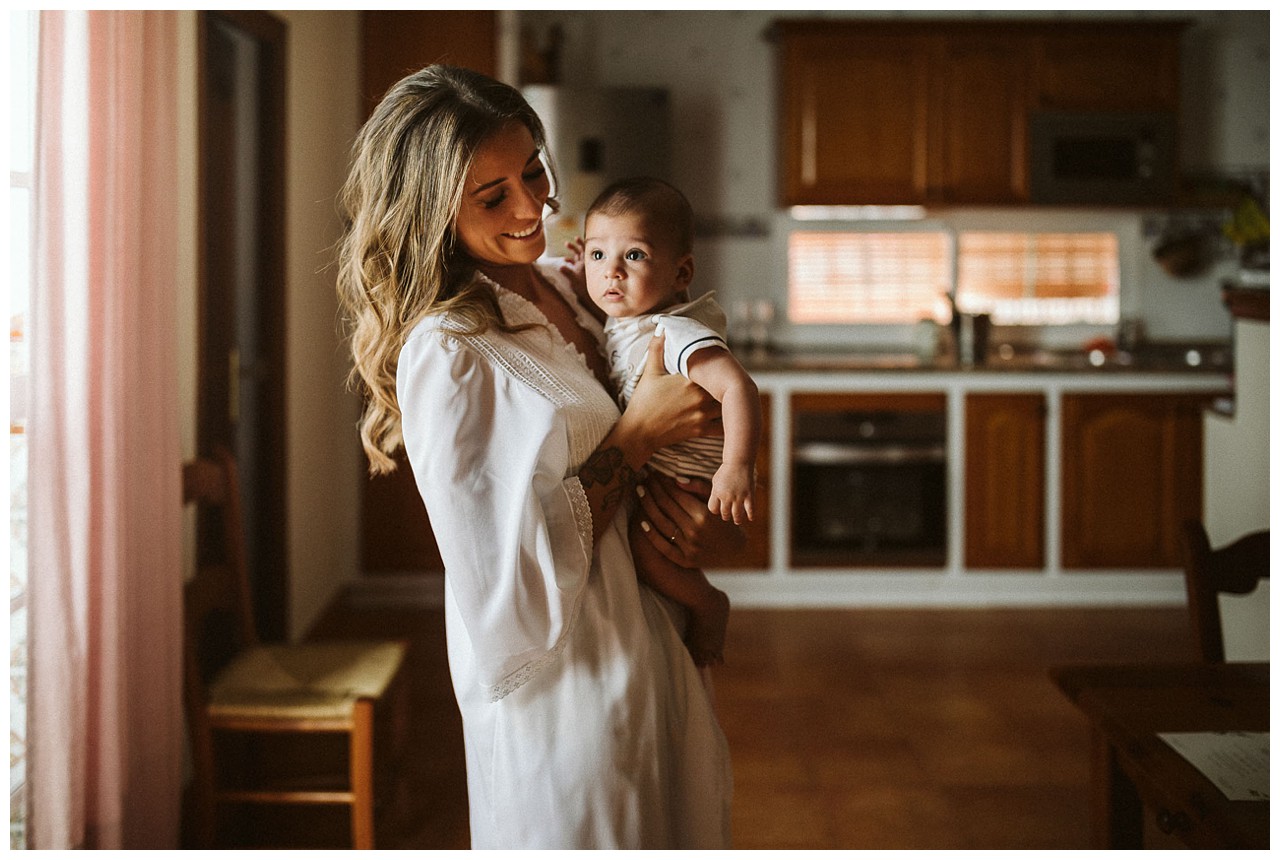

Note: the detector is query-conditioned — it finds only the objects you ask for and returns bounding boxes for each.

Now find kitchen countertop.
[742,344,1233,375]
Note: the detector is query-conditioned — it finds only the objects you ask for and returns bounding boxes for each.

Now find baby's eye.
[588,249,604,261]
[625,249,646,261]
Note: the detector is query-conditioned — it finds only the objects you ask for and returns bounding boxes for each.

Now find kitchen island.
[708,348,1231,608]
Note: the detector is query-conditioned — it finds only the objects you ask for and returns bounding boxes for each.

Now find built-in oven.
[792,408,947,567]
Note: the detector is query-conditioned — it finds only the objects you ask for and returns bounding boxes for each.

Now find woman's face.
[454,121,551,267]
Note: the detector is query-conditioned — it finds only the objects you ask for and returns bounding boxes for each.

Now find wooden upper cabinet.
[1033,25,1183,112]
[964,393,1044,569]
[1060,393,1216,569]
[360,11,497,116]
[772,19,1183,206]
[778,29,932,205]
[932,35,1029,204]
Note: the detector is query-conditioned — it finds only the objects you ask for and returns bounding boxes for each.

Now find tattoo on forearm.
[578,446,637,493]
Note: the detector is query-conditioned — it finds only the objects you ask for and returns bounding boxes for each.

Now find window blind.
[788,231,951,324]
[957,232,1119,324]
[787,228,1120,326]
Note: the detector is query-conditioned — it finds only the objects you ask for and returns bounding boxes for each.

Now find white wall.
[275,10,363,638]
[521,10,1269,346]
[1204,319,1271,543]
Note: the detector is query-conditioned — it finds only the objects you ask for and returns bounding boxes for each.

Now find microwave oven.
[1029,111,1177,205]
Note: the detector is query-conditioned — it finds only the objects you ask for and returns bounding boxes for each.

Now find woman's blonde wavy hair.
[336,65,558,474]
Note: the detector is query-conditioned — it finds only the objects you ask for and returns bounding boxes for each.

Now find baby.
[579,176,762,665]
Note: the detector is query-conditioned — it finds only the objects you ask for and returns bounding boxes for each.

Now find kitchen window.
[787,227,1120,327]
[788,231,952,324]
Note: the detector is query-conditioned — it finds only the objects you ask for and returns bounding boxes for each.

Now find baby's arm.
[685,348,761,524]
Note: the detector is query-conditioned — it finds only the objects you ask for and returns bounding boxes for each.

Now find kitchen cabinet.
[776,27,932,205]
[706,362,1228,606]
[1033,24,1182,112]
[359,11,496,114]
[1060,392,1211,569]
[707,394,772,571]
[772,19,1184,206]
[775,24,1025,205]
[964,393,1045,569]
[932,35,1029,205]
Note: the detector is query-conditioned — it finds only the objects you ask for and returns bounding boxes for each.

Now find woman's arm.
[577,332,719,542]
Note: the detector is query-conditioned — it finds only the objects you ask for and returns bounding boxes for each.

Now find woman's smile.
[504,221,543,241]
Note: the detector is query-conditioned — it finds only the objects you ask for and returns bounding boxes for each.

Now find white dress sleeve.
[397,325,595,700]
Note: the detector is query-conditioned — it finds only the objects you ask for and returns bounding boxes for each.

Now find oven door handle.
[793,442,946,465]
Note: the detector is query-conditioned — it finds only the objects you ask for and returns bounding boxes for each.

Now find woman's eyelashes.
[479,166,548,210]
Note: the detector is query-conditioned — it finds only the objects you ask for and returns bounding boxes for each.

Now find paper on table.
[1159,731,1269,801]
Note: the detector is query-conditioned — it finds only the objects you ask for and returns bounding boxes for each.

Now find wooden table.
[1051,661,1269,849]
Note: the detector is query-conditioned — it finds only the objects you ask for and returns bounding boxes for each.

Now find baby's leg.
[629,514,730,666]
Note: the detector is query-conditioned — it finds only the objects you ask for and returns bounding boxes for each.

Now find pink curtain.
[28,10,183,849]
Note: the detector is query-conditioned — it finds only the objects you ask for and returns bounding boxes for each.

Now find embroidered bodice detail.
[437,268,619,475]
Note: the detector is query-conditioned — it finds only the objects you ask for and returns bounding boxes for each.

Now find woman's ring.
[669,534,678,543]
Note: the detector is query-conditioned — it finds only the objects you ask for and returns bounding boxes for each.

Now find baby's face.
[583,212,692,318]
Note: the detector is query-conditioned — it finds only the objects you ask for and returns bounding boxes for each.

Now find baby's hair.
[586,176,693,255]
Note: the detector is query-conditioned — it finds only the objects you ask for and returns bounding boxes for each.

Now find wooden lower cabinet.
[1060,392,1214,569]
[964,393,1045,568]
[706,394,771,571]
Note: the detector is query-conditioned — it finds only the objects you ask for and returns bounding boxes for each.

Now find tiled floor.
[299,599,1197,850]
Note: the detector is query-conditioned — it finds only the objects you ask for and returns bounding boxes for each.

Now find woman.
[336,66,733,849]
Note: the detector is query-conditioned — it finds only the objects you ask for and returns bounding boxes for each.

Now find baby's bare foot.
[687,588,730,667]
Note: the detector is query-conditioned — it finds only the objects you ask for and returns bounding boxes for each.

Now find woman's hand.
[635,473,747,567]
[621,332,722,457]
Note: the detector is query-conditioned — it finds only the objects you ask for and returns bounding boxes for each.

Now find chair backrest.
[183,446,260,705]
[1181,519,1270,664]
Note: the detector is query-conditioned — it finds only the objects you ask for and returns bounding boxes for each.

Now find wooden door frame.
[196,9,289,640]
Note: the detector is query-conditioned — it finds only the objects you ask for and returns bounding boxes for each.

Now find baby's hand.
[708,463,755,525]
[559,236,588,301]
[563,235,585,264]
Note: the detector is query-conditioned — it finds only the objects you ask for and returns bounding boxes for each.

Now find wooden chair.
[1180,520,1269,664]
[183,446,408,849]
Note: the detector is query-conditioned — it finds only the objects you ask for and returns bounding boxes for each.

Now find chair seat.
[209,640,407,722]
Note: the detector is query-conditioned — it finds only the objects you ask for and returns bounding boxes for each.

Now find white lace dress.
[396,261,732,849]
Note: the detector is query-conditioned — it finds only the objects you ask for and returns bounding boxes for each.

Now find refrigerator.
[522,84,672,254]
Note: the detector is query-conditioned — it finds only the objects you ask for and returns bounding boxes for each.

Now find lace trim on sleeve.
[487,638,567,701]
[565,475,593,560]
